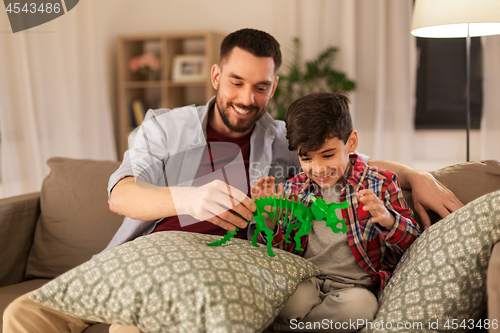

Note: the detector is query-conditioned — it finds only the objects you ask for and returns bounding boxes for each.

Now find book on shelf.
[130,99,146,127]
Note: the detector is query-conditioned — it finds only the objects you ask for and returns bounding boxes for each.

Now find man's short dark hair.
[220,28,282,72]
[285,92,353,156]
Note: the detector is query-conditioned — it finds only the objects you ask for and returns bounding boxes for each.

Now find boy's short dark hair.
[220,28,282,72]
[285,92,353,156]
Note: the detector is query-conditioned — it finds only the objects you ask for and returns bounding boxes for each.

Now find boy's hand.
[357,189,395,229]
[251,176,284,200]
[251,177,284,231]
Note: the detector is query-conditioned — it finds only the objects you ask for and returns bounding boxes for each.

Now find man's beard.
[215,96,267,133]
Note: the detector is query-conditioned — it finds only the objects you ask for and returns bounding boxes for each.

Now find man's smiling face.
[210,47,278,137]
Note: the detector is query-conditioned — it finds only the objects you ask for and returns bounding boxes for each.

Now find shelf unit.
[116,31,225,159]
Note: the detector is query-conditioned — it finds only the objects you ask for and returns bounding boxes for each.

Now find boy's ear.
[347,130,358,153]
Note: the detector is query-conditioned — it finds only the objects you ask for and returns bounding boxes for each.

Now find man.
[3,28,462,333]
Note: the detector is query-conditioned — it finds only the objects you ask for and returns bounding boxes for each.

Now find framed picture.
[171,54,207,82]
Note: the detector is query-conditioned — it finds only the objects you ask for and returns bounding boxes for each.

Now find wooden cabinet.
[116,31,225,159]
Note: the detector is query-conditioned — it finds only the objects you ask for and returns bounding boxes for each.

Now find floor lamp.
[411,0,500,162]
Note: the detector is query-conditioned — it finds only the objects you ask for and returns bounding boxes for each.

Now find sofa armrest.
[0,192,40,287]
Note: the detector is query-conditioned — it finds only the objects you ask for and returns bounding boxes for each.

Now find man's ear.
[270,75,279,97]
[348,130,358,153]
[211,64,221,90]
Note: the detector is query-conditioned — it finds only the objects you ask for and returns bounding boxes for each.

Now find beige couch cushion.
[25,158,123,279]
[403,159,500,228]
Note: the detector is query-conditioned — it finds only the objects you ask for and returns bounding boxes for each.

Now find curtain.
[0,1,117,198]
[480,34,500,160]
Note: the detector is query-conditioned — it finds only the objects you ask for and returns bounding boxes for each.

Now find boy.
[250,92,420,332]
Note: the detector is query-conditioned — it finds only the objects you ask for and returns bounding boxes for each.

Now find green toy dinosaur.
[207,194,349,257]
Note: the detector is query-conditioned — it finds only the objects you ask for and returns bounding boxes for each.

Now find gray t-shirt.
[304,184,372,288]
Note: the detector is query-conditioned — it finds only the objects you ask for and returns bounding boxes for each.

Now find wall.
[413,130,481,170]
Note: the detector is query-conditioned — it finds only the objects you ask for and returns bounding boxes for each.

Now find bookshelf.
[116,31,225,159]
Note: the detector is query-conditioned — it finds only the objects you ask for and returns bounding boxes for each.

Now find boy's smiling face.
[298,131,358,188]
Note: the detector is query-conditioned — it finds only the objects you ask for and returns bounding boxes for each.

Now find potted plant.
[270,38,356,120]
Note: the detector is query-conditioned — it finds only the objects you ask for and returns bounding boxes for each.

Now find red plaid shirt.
[259,154,420,290]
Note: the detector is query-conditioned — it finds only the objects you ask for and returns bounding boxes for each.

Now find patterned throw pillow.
[362,190,500,332]
[30,231,320,333]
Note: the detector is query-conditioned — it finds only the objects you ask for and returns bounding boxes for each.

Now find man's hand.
[110,177,255,231]
[407,170,463,229]
[357,189,395,229]
[368,160,464,230]
[175,180,256,232]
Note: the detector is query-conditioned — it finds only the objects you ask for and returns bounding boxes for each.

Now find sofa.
[1,157,500,333]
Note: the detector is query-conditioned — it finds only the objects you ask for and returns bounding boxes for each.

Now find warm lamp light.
[412,0,500,38]
[411,0,500,161]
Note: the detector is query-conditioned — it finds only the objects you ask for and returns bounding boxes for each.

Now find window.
[415,37,483,129]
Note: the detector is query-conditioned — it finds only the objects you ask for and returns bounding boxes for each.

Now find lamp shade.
[412,0,500,38]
